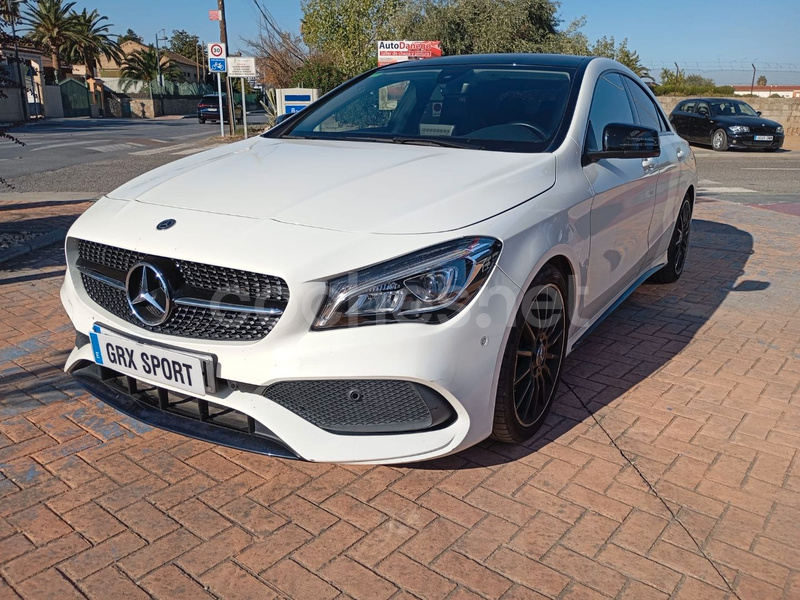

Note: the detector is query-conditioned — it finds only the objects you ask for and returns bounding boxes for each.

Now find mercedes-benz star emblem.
[156,219,176,230]
[126,262,171,325]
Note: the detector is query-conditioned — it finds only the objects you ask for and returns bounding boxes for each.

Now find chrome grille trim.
[75,239,289,341]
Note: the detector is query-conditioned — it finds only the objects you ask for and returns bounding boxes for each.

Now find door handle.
[642,157,657,171]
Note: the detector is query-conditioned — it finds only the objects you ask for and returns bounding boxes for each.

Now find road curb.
[0,229,66,266]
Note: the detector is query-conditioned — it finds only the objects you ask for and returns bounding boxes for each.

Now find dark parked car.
[669,98,784,151]
[197,94,243,124]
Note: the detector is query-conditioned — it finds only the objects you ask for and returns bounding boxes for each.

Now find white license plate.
[208,108,218,112]
[90,330,208,396]
[754,135,773,141]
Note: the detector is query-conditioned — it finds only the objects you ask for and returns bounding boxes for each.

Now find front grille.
[76,239,288,341]
[176,260,289,301]
[262,380,456,434]
[80,240,144,272]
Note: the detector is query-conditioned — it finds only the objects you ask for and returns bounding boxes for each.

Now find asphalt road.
[3,117,798,208]
[693,145,800,205]
[1,115,269,195]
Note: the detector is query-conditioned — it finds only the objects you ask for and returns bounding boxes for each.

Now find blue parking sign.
[209,58,227,73]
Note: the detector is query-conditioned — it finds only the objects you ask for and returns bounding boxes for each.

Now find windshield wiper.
[284,133,483,150]
[390,136,484,150]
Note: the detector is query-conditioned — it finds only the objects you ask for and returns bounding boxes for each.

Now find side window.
[624,77,663,131]
[586,73,634,152]
[683,101,696,113]
[696,103,710,117]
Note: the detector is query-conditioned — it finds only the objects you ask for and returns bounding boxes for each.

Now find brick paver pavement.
[0,198,798,600]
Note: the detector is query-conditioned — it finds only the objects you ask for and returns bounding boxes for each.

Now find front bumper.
[728,132,784,150]
[61,252,518,464]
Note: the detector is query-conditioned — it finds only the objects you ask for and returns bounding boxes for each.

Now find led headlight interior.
[313,237,502,330]
[728,125,749,134]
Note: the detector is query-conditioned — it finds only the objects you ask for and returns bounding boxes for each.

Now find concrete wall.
[0,87,25,123]
[43,85,63,118]
[657,96,800,137]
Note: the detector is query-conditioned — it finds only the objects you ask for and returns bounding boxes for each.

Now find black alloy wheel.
[493,264,568,443]
[649,194,693,284]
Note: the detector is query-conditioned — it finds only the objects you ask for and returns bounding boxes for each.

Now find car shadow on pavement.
[419,217,769,468]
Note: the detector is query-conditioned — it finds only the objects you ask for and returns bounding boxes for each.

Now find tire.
[711,129,728,151]
[649,194,693,284]
[492,264,568,443]
[198,118,205,124]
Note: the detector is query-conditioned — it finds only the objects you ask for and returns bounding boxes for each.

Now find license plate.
[89,329,208,396]
[754,135,773,141]
[208,108,218,112]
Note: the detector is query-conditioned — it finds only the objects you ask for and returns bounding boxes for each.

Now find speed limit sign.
[208,43,226,59]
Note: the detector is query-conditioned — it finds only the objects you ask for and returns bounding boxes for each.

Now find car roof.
[683,98,745,102]
[380,53,592,70]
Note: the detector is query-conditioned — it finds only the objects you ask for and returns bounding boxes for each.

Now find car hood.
[715,115,782,129]
[106,137,556,235]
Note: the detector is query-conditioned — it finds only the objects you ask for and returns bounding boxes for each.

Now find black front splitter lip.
[71,363,302,460]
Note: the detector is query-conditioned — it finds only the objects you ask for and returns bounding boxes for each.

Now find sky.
[67,0,800,85]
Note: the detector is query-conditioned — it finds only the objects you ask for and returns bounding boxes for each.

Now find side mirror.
[274,113,290,125]
[757,111,762,116]
[585,123,660,162]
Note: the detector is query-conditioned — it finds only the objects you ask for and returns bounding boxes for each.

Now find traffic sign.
[208,43,226,59]
[228,57,257,78]
[209,58,227,73]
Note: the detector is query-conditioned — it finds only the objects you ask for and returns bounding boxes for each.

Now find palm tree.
[63,8,121,79]
[0,0,22,24]
[120,47,183,91]
[22,0,84,82]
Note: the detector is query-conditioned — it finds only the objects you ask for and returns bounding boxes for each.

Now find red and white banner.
[377,41,443,67]
[209,10,222,21]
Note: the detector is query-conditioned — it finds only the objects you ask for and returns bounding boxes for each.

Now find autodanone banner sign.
[377,41,443,67]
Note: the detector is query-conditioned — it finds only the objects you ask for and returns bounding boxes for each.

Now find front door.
[582,72,658,316]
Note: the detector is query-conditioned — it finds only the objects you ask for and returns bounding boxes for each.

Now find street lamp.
[154,29,168,116]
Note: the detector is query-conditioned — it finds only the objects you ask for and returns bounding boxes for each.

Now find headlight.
[776,126,784,134]
[313,237,502,330]
[728,125,749,134]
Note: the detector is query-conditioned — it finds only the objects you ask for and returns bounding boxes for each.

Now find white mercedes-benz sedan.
[61,54,696,464]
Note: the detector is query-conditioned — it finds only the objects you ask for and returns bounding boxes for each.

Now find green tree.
[0,0,22,22]
[301,0,401,77]
[391,0,568,56]
[685,73,714,86]
[757,74,767,86]
[120,46,184,91]
[22,0,86,82]
[118,27,143,44]
[292,54,346,92]
[168,29,200,60]
[63,8,121,78]
[589,36,649,79]
[660,66,684,87]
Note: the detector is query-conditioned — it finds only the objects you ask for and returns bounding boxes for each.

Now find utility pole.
[216,0,236,134]
[8,4,29,122]
[155,29,167,116]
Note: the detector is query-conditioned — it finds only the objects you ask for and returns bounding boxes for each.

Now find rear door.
[582,72,659,316]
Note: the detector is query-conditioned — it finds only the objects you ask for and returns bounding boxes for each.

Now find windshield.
[709,100,759,117]
[279,65,574,152]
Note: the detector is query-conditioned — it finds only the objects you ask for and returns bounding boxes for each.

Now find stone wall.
[656,96,800,137]
[110,97,199,119]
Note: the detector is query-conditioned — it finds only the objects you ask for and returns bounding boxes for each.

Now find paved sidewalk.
[0,199,798,600]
